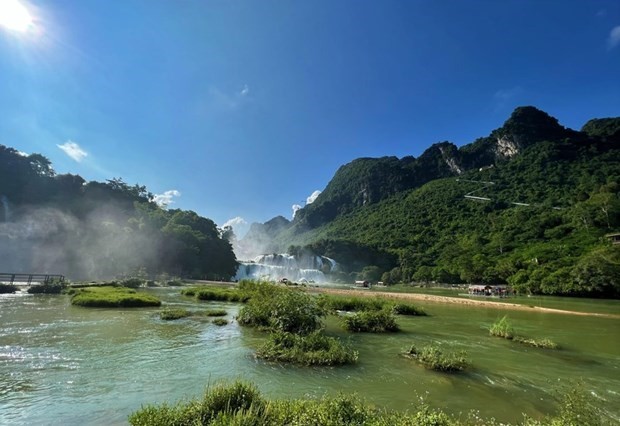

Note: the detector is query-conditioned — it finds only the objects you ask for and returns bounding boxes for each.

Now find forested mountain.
[243,107,620,297]
[0,146,237,280]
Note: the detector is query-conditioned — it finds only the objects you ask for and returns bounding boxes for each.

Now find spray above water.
[1,195,10,222]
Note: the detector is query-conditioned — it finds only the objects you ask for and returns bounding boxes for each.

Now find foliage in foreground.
[70,286,161,308]
[490,316,559,349]
[404,344,470,372]
[129,380,608,426]
[342,309,400,333]
[256,331,358,366]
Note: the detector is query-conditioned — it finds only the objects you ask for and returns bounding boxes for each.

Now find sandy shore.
[308,287,620,319]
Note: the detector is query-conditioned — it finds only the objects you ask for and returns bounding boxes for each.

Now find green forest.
[0,145,237,280]
[261,108,620,297]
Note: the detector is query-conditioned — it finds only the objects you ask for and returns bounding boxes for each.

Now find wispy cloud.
[291,204,302,218]
[57,140,88,162]
[596,9,607,18]
[292,190,322,218]
[493,86,523,111]
[154,190,181,208]
[306,190,321,205]
[607,26,620,50]
[223,216,247,229]
[208,84,251,111]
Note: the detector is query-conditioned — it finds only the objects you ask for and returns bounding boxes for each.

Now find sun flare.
[0,0,33,33]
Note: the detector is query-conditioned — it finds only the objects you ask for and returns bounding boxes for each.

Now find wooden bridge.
[0,273,65,286]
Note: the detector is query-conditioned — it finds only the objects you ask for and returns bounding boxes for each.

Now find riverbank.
[308,287,620,319]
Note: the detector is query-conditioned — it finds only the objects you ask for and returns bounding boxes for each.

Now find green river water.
[1,287,619,425]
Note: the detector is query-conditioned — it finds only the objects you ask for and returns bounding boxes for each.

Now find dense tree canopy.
[0,145,237,280]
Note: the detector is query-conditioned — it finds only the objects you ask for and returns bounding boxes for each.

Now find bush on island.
[160,308,191,320]
[256,331,358,366]
[71,286,161,308]
[405,344,470,372]
[0,284,18,294]
[342,309,400,333]
[27,279,67,294]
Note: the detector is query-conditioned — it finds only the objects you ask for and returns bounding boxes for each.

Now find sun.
[0,0,33,33]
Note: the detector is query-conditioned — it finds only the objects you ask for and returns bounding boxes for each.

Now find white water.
[234,253,339,283]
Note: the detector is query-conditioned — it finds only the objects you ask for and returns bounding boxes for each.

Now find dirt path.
[308,287,620,319]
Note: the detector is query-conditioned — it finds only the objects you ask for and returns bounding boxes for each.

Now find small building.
[468,284,511,297]
[605,233,620,245]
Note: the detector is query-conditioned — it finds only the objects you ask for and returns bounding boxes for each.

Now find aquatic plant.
[159,308,191,320]
[513,336,559,349]
[342,309,400,333]
[391,303,427,316]
[489,315,515,339]
[182,287,250,303]
[405,344,470,372]
[319,295,387,312]
[129,380,604,425]
[70,286,161,308]
[201,309,227,317]
[256,331,358,366]
[212,318,228,326]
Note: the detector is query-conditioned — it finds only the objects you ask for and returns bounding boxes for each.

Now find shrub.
[320,295,387,312]
[190,288,249,303]
[256,331,358,366]
[160,308,191,320]
[489,315,515,339]
[342,309,399,333]
[212,318,228,326]
[27,280,67,294]
[391,303,427,316]
[121,278,146,288]
[0,284,18,294]
[70,286,161,308]
[405,344,470,372]
[238,285,325,335]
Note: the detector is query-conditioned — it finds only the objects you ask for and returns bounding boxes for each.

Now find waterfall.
[234,253,339,283]
[1,195,9,222]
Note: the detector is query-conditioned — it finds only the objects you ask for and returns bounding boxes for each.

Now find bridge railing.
[0,273,65,285]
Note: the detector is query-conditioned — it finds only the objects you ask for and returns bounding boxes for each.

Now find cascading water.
[1,195,10,222]
[234,253,339,283]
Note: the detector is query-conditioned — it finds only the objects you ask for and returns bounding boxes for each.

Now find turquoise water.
[1,288,618,425]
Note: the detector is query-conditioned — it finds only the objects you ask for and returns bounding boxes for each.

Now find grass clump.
[212,318,228,326]
[70,286,161,308]
[256,331,358,366]
[405,344,470,372]
[182,287,250,303]
[490,316,559,349]
[391,303,427,316]
[0,284,18,294]
[160,308,192,320]
[201,309,227,317]
[320,295,387,312]
[513,336,559,349]
[489,315,515,339]
[342,309,400,333]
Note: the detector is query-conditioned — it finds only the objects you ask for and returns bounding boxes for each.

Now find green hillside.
[263,108,620,297]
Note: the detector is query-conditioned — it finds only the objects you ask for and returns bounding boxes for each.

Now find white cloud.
[240,84,249,97]
[306,190,321,205]
[223,216,247,229]
[208,84,250,110]
[57,140,88,162]
[17,151,28,157]
[494,86,522,101]
[291,204,302,218]
[607,26,620,50]
[154,190,181,208]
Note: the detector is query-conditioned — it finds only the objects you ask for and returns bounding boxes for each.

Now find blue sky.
[1,0,619,237]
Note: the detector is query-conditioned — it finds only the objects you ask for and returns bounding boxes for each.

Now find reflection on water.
[0,289,619,425]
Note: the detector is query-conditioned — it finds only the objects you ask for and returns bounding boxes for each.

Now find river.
[1,288,619,425]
